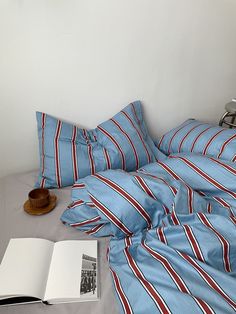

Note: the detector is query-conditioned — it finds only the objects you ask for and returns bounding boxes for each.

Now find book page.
[44,240,97,302]
[0,238,54,300]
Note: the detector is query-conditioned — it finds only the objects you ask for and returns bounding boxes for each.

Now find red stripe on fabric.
[134,176,157,200]
[83,129,95,175]
[94,174,152,229]
[40,113,46,188]
[41,177,46,188]
[190,126,212,152]
[70,215,101,227]
[193,297,215,314]
[158,135,165,150]
[72,183,85,189]
[192,295,215,314]
[178,123,203,153]
[197,213,231,272]
[171,156,236,200]
[213,196,230,209]
[157,227,167,244]
[186,186,194,214]
[73,200,84,206]
[82,129,89,141]
[98,126,126,170]
[111,118,139,170]
[110,268,133,314]
[163,205,170,215]
[207,203,212,214]
[178,252,236,311]
[54,120,62,188]
[124,247,171,314]
[103,148,111,169]
[230,216,236,225]
[92,132,97,142]
[167,121,194,154]
[125,237,132,247]
[69,199,84,209]
[232,155,236,162]
[197,190,206,196]
[72,126,78,182]
[86,224,105,235]
[171,211,180,225]
[203,129,225,155]
[90,194,133,236]
[218,134,236,158]
[121,111,151,163]
[183,225,205,263]
[88,144,95,175]
[210,157,236,176]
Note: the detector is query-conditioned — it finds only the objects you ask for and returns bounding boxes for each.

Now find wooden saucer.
[24,194,57,215]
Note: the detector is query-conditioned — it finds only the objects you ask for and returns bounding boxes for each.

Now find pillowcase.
[36,101,161,188]
[158,119,236,162]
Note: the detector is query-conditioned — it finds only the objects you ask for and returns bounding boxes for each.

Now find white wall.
[0,0,236,177]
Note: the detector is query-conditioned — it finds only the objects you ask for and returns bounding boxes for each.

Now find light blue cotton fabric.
[61,153,236,313]
[36,101,165,188]
[158,119,236,163]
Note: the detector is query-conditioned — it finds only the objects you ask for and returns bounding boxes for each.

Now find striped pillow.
[158,119,236,162]
[36,101,161,188]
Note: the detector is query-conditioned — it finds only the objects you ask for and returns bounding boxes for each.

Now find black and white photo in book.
[80,254,97,297]
[0,238,98,306]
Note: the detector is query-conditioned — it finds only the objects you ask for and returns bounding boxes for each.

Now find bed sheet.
[0,171,119,314]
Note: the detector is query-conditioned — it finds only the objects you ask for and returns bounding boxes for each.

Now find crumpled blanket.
[61,153,236,313]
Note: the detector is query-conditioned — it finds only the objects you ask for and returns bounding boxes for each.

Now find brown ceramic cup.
[28,188,50,208]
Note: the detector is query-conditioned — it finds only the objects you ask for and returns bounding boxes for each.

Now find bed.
[1,102,236,313]
[0,170,119,314]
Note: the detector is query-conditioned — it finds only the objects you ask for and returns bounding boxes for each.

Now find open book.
[0,238,98,306]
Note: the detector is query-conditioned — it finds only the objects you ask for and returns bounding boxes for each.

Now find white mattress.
[0,170,119,314]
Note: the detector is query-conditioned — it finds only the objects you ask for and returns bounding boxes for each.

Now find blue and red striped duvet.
[61,153,236,313]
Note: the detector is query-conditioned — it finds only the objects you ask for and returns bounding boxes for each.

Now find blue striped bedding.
[158,119,236,162]
[36,101,165,188]
[61,152,236,312]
